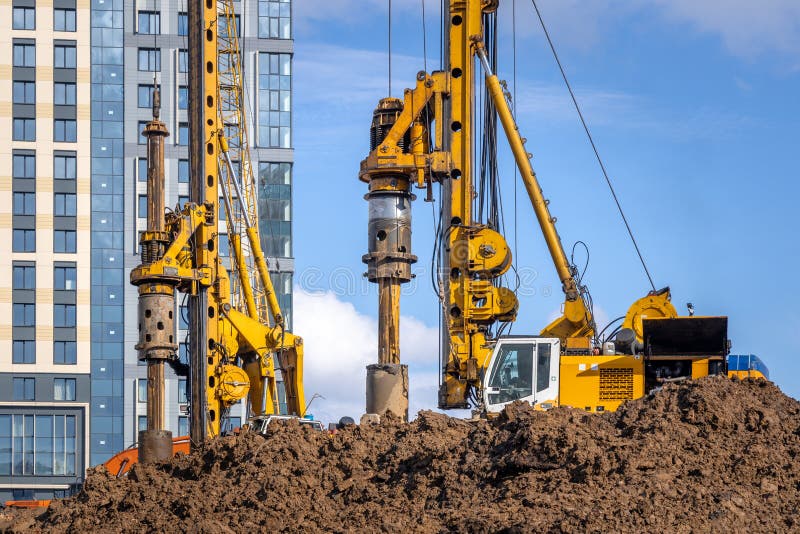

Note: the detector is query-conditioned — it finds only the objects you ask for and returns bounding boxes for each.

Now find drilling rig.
[360,0,768,417]
[130,0,305,460]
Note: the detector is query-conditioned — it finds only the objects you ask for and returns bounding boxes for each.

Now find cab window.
[536,343,551,393]
[487,343,533,404]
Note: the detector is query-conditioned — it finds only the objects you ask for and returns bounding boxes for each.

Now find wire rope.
[529,0,656,291]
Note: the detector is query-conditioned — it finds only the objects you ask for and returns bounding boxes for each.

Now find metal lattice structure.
[216,0,270,325]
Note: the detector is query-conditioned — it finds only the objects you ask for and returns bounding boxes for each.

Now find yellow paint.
[559,355,645,412]
[132,1,306,439]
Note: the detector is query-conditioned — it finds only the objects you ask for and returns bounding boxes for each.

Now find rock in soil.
[4,377,799,533]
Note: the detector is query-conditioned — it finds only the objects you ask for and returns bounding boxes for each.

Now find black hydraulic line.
[529,0,657,292]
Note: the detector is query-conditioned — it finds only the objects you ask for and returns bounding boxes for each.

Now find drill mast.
[131,1,305,451]
[360,0,599,412]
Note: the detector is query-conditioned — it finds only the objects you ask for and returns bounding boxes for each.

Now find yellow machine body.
[558,355,645,413]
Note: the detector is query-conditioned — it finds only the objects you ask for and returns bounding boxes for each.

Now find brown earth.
[3,376,800,533]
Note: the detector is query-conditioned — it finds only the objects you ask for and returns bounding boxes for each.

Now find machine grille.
[599,368,634,401]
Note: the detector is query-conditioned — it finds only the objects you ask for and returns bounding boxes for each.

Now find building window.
[54,341,77,365]
[13,304,35,327]
[54,119,77,142]
[178,123,189,146]
[12,81,35,104]
[178,160,189,183]
[271,272,293,327]
[13,264,36,290]
[179,341,188,360]
[13,43,35,67]
[178,49,188,73]
[54,378,76,401]
[54,264,77,290]
[54,44,77,68]
[54,8,76,32]
[138,195,148,219]
[13,378,35,401]
[12,7,35,30]
[54,230,76,253]
[13,192,36,216]
[139,121,149,144]
[258,53,292,148]
[138,379,147,403]
[226,417,242,433]
[258,162,292,257]
[218,233,229,257]
[178,12,188,36]
[0,414,77,476]
[178,416,188,437]
[54,154,76,180]
[54,193,77,216]
[54,304,76,328]
[13,119,36,142]
[219,197,227,221]
[138,85,154,108]
[54,82,77,105]
[178,379,188,404]
[258,0,291,39]
[138,48,161,72]
[14,153,36,179]
[137,11,160,35]
[12,230,36,252]
[138,416,147,432]
[178,86,188,110]
[219,15,241,38]
[138,158,148,182]
[12,341,35,365]
[179,305,189,330]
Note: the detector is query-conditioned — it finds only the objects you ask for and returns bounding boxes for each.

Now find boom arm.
[475,43,594,343]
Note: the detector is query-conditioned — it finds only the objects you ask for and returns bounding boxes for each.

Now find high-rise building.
[0,0,293,500]
[0,0,91,502]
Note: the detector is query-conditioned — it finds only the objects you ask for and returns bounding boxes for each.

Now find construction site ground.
[2,376,798,533]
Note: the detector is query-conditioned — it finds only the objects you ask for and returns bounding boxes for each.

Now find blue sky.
[287,0,800,420]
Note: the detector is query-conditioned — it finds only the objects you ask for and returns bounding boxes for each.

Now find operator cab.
[483,337,560,413]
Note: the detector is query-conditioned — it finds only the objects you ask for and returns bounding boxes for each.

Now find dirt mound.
[6,377,800,533]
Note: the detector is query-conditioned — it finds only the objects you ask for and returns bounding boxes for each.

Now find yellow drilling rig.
[131,0,305,460]
[359,0,768,419]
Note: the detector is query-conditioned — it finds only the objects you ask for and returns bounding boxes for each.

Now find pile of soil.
[5,377,800,533]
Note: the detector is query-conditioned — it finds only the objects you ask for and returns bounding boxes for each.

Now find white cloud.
[512,82,638,126]
[295,0,800,62]
[648,0,800,60]
[293,288,445,424]
[506,0,800,61]
[293,43,426,156]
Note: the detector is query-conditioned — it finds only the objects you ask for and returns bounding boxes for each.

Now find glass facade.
[258,162,292,325]
[0,414,77,477]
[257,53,291,148]
[91,0,125,466]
